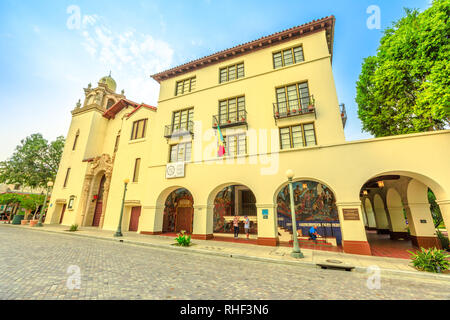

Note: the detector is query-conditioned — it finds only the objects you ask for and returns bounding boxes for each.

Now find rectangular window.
[172,108,194,131]
[175,77,196,96]
[275,82,310,113]
[224,133,247,156]
[133,158,141,182]
[169,142,192,163]
[72,132,79,151]
[114,134,120,152]
[279,123,316,150]
[63,168,71,188]
[218,96,245,125]
[273,45,304,69]
[219,63,244,83]
[130,119,147,140]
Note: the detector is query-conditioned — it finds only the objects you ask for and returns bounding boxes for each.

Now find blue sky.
[0,0,432,161]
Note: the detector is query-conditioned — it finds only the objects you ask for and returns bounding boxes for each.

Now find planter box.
[21,220,29,225]
[11,215,24,225]
[29,220,39,227]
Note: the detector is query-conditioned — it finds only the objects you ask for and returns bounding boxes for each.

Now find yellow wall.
[45,25,450,254]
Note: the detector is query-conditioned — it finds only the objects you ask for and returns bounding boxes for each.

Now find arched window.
[106,98,116,109]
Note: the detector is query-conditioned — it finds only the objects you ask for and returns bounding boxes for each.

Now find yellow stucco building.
[45,16,450,256]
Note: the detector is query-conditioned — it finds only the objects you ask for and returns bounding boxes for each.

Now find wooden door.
[59,204,66,224]
[175,207,193,233]
[129,206,141,232]
[92,175,106,227]
[92,202,102,226]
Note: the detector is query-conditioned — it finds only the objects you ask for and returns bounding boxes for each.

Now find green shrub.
[69,224,78,232]
[408,247,450,273]
[436,229,449,250]
[174,230,191,247]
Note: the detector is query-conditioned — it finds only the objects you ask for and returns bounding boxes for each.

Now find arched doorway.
[212,184,257,238]
[276,180,342,248]
[162,188,194,234]
[360,173,448,258]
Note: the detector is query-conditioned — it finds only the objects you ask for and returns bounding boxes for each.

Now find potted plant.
[275,111,279,118]
[292,109,297,113]
[227,119,231,124]
[241,117,246,122]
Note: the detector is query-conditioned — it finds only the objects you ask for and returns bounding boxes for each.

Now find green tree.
[428,189,443,228]
[0,193,24,222]
[356,0,450,137]
[20,194,45,220]
[0,134,65,189]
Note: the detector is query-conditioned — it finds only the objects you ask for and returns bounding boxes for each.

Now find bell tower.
[73,73,125,115]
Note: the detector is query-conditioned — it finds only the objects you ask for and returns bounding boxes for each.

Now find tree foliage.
[356,0,450,137]
[0,134,65,189]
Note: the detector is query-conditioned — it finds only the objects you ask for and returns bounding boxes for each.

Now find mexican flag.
[217,125,226,157]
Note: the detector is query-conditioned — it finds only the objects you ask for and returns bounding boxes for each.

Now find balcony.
[212,109,248,129]
[273,95,316,124]
[164,121,194,138]
[340,103,347,129]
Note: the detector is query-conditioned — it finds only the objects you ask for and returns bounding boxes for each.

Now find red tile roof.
[103,99,156,120]
[151,16,335,83]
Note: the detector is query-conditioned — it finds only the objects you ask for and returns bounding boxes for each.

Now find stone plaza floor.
[0,225,449,300]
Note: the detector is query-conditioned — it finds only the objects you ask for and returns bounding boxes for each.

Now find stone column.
[256,203,278,246]
[139,205,164,235]
[386,204,408,240]
[373,194,390,234]
[76,174,93,226]
[406,202,441,249]
[192,204,213,240]
[337,201,371,255]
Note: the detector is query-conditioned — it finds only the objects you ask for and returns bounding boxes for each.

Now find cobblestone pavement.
[0,226,449,300]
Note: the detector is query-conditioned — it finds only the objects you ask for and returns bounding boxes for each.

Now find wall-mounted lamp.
[377,181,384,188]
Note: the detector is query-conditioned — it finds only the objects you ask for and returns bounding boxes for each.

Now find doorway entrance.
[92,175,106,227]
[59,204,66,224]
[162,188,194,234]
[129,206,141,232]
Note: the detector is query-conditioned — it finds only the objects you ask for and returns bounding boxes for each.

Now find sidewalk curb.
[4,224,450,282]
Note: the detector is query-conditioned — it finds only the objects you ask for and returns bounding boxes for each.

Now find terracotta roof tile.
[151,16,335,83]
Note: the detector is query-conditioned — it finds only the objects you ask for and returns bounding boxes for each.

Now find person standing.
[244,215,250,239]
[233,215,240,239]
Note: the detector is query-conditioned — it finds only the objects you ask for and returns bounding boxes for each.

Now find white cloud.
[75,13,174,105]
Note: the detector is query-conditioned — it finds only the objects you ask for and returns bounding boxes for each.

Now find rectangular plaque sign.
[343,208,360,221]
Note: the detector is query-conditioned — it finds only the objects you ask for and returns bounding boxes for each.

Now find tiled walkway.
[366,231,416,259]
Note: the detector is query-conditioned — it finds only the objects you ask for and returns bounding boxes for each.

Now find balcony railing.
[273,95,315,121]
[340,103,347,128]
[212,109,248,129]
[164,121,194,138]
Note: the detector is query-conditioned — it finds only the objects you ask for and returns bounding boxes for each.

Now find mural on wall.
[277,181,338,222]
[163,188,193,233]
[277,180,342,244]
[213,186,257,234]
